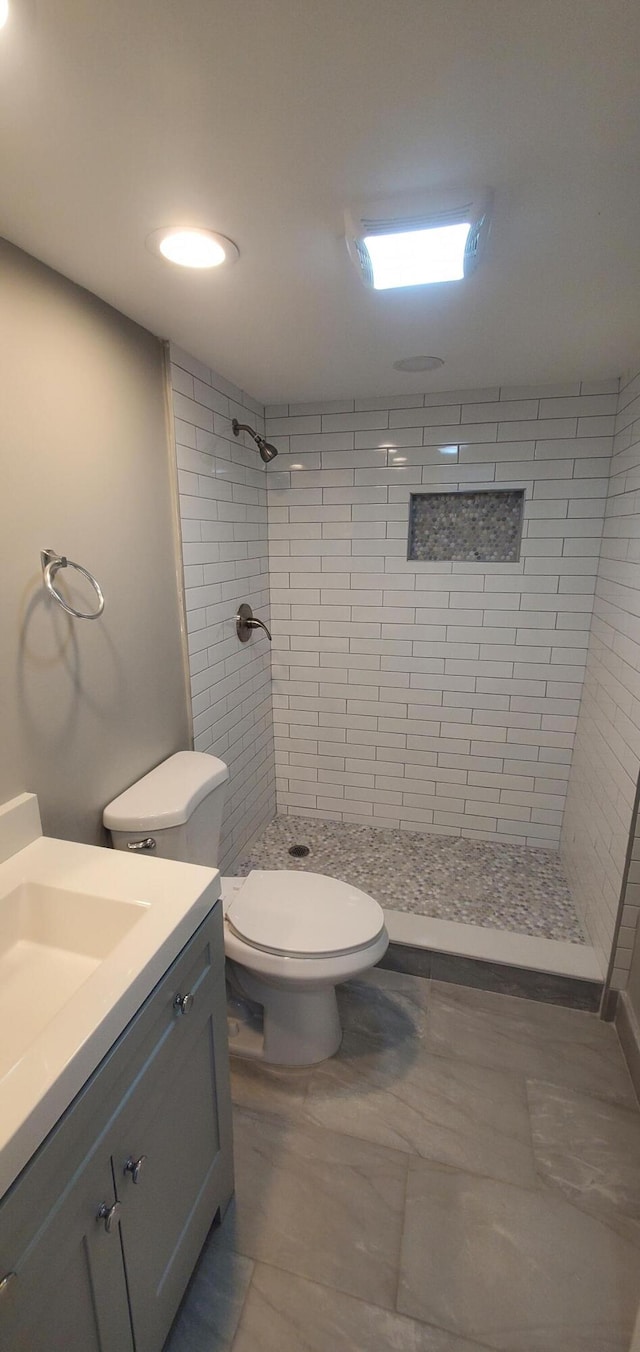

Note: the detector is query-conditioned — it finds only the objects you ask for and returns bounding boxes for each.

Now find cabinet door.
[111,904,233,1352]
[0,1149,133,1352]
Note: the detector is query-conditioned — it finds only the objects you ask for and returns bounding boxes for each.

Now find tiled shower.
[169,345,640,997]
[265,387,613,849]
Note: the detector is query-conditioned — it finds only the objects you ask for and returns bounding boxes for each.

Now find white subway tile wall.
[169,344,276,872]
[169,351,640,992]
[561,368,640,985]
[265,383,617,852]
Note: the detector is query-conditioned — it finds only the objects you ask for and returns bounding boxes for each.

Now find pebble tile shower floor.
[236,815,585,944]
[164,970,640,1352]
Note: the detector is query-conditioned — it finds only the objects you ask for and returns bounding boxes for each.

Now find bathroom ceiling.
[1,0,639,403]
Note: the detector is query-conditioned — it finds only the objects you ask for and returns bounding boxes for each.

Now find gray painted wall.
[0,239,191,844]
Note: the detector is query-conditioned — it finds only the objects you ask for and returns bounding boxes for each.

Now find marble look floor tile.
[527,1080,640,1246]
[222,1108,407,1311]
[163,1231,253,1352]
[426,982,636,1105]
[231,1263,493,1352]
[337,968,430,1046]
[398,1158,640,1351]
[351,963,432,1007]
[230,1059,310,1121]
[304,1030,536,1188]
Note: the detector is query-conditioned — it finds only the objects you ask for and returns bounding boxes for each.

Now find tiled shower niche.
[408,488,525,563]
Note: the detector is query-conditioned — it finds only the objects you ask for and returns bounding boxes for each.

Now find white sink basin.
[0,882,147,1080]
[0,793,221,1199]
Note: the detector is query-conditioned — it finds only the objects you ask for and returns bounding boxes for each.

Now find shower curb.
[379,941,603,1012]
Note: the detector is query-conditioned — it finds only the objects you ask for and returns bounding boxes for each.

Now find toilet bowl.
[222,871,388,1065]
[103,752,388,1067]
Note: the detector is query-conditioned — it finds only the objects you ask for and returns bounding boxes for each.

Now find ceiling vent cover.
[353,237,374,288]
[345,188,492,290]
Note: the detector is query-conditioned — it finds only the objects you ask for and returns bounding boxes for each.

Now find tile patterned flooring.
[165,971,640,1352]
[236,815,585,944]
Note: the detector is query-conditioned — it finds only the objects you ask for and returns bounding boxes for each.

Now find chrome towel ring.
[41,548,105,621]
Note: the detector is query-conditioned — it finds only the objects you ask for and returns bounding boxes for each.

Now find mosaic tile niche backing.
[408,488,525,563]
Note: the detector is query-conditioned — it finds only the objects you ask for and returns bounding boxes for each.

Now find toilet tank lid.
[103,752,229,831]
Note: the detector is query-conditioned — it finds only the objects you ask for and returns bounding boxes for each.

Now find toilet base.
[227,960,342,1066]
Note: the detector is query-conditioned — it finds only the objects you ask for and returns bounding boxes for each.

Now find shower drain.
[288,844,310,858]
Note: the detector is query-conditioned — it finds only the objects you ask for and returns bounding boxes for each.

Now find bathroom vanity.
[0,794,234,1352]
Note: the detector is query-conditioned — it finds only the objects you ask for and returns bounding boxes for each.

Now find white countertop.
[0,794,220,1199]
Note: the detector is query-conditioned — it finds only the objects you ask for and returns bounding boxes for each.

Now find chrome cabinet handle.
[236,602,272,643]
[124,1153,147,1185]
[96,1201,121,1234]
[127,837,156,851]
[173,991,194,1016]
[0,1272,16,1298]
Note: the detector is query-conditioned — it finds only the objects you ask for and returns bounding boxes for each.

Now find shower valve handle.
[247,615,272,640]
[236,603,272,643]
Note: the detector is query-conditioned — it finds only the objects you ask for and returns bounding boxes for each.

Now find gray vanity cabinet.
[112,908,234,1352]
[0,1147,134,1352]
[0,903,233,1352]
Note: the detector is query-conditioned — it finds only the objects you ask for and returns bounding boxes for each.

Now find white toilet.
[103,752,388,1066]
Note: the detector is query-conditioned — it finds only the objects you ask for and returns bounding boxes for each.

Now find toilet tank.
[103,751,229,868]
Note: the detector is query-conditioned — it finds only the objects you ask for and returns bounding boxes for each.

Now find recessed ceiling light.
[393,355,444,373]
[0,0,9,29]
[146,227,239,270]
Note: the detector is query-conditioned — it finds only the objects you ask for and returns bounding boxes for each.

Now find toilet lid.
[225,870,385,958]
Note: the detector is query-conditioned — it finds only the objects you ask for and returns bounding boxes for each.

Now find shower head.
[232,418,279,464]
[257,437,278,464]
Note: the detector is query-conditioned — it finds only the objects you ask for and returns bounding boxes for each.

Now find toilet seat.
[225,869,385,959]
